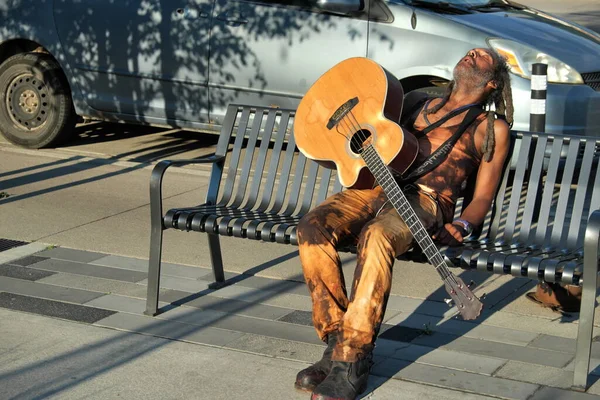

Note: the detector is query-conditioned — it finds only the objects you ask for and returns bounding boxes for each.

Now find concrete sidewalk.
[1,242,600,399]
[2,140,600,399]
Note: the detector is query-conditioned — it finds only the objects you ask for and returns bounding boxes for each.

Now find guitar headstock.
[444,275,483,321]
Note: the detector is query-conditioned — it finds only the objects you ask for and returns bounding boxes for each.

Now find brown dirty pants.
[297,185,442,362]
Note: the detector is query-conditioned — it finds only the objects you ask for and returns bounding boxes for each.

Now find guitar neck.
[362,145,452,280]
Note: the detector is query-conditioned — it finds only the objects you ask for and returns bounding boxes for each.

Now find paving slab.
[373,359,540,400]
[379,325,424,342]
[412,332,574,368]
[160,289,299,319]
[0,276,104,304]
[36,247,107,263]
[386,311,540,346]
[364,376,497,399]
[94,312,245,348]
[495,360,574,389]
[0,242,52,264]
[205,311,322,345]
[386,343,507,376]
[92,254,212,279]
[85,294,170,315]
[196,270,310,295]
[384,294,456,318]
[479,309,581,338]
[23,258,148,283]
[0,264,56,281]
[529,387,600,399]
[0,292,115,323]
[37,272,169,299]
[8,255,50,266]
[137,275,212,293]
[529,335,600,359]
[156,305,238,328]
[162,282,315,312]
[225,333,326,363]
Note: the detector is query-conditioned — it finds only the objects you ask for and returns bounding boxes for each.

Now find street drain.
[0,239,29,252]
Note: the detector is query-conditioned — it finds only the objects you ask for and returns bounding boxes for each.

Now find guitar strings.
[337,111,460,286]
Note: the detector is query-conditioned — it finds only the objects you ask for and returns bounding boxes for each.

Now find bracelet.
[453,218,474,236]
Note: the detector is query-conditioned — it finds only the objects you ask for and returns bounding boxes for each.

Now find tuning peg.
[468,280,476,289]
[444,298,454,307]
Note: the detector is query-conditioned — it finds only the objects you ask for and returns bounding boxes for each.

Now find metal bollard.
[530,63,548,133]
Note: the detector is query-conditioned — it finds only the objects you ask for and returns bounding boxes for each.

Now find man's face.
[453,48,496,88]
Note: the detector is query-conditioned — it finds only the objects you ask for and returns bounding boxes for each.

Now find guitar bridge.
[327,97,359,130]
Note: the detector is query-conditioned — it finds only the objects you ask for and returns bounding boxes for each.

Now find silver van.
[1,0,599,148]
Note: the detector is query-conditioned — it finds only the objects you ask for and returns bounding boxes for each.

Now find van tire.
[0,52,76,149]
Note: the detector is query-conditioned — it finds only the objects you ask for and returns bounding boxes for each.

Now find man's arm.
[436,119,511,244]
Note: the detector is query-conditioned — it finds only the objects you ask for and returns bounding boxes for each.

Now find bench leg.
[207,233,226,289]
[145,222,164,316]
[573,211,600,391]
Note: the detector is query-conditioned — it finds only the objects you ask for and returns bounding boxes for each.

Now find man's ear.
[487,80,498,90]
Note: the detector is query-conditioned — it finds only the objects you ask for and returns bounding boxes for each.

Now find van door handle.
[216,13,248,25]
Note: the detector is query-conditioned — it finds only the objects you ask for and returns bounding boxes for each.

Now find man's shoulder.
[400,91,430,125]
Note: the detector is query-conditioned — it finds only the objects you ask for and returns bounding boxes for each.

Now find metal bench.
[145,104,600,391]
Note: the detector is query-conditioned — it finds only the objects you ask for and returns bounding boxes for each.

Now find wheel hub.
[6,74,50,131]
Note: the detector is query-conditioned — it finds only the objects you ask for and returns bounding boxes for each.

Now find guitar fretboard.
[362,144,452,280]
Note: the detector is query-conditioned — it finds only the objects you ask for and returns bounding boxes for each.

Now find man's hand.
[432,223,465,246]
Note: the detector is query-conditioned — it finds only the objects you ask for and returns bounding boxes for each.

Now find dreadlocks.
[425,50,514,162]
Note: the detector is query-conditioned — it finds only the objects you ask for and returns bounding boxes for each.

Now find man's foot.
[295,333,338,392]
[311,353,373,400]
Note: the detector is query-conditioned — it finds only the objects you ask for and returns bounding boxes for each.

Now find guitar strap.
[400,104,485,183]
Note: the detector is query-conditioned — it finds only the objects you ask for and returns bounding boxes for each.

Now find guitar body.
[294,57,418,188]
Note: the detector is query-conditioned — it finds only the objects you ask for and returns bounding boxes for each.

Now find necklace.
[422,99,482,127]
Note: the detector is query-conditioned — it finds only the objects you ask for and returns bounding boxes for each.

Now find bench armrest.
[573,209,600,390]
[149,155,226,229]
[585,209,600,272]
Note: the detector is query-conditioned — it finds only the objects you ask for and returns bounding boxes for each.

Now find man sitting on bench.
[295,48,514,400]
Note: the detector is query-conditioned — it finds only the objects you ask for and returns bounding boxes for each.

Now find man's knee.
[358,221,410,256]
[297,212,331,246]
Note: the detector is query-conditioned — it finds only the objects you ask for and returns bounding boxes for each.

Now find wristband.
[452,218,473,236]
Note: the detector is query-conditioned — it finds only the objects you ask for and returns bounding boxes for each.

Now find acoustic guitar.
[294,57,482,320]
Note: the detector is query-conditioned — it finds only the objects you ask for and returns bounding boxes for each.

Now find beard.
[453,60,494,89]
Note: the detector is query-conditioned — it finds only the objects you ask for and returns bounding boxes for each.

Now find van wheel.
[0,52,76,149]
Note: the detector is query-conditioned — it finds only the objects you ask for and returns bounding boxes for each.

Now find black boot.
[295,333,338,392]
[311,353,374,400]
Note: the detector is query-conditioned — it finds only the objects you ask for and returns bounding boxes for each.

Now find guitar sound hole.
[350,129,372,155]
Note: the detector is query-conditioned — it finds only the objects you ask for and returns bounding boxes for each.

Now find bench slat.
[488,138,514,241]
[270,117,299,214]
[220,107,252,206]
[568,139,597,249]
[534,138,564,247]
[502,134,533,244]
[520,135,547,245]
[297,159,320,215]
[257,110,291,211]
[551,138,581,249]
[243,109,277,210]
[230,109,265,209]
